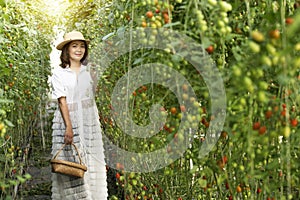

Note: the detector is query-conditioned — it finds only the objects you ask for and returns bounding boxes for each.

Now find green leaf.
[0,154,6,162]
[9,180,17,186]
[201,37,212,49]
[198,178,207,188]
[0,99,13,104]
[163,21,181,28]
[2,14,9,21]
[287,11,300,37]
[166,132,174,143]
[133,58,144,65]
[17,176,26,183]
[4,119,14,127]
[0,35,9,43]
[171,54,181,63]
[24,173,32,180]
[0,0,6,7]
[0,68,11,77]
[5,196,12,200]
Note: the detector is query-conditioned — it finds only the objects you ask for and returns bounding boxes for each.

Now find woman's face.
[68,40,86,62]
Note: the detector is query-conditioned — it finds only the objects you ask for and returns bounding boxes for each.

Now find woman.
[51,31,108,199]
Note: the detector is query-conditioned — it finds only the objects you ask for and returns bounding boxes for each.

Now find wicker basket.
[51,143,87,178]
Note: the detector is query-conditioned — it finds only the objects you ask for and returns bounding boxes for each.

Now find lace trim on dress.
[67,99,95,112]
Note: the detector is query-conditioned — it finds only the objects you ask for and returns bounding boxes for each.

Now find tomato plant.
[0,0,54,198]
[89,0,299,199]
[62,0,300,199]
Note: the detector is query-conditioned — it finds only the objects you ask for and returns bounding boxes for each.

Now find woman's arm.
[58,97,73,144]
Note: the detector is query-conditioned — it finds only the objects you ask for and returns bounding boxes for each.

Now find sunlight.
[30,0,71,70]
[39,0,70,17]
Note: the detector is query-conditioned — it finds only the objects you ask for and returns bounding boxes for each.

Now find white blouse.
[51,65,94,104]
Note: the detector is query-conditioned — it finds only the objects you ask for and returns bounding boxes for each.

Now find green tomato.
[266,43,276,55]
[208,0,217,6]
[220,12,227,17]
[243,77,254,93]
[217,20,225,27]
[1,127,6,135]
[249,41,260,53]
[282,126,291,138]
[164,168,170,175]
[240,97,246,106]
[239,165,245,171]
[294,43,300,51]
[259,81,268,90]
[131,179,138,186]
[243,76,252,88]
[293,58,300,68]
[256,68,264,78]
[219,1,232,11]
[232,65,242,77]
[129,172,135,178]
[251,30,265,42]
[258,91,268,103]
[261,55,272,67]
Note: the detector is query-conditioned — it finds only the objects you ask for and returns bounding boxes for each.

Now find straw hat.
[56,31,89,50]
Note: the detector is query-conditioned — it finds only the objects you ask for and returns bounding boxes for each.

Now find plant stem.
[245,0,252,34]
[280,0,292,198]
[248,97,255,200]
[183,0,193,33]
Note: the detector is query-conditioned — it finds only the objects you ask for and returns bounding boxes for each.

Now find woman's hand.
[64,127,74,144]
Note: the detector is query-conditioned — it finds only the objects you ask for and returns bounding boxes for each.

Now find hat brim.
[56,39,90,50]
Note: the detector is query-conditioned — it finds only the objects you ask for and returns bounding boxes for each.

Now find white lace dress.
[50,65,108,200]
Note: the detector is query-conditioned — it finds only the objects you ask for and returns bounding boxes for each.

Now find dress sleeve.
[51,69,66,100]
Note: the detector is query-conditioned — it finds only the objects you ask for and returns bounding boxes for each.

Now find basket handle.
[53,143,84,165]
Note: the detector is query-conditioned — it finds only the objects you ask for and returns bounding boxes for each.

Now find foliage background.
[0,0,299,199]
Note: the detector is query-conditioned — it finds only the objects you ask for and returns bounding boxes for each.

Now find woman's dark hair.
[59,41,89,68]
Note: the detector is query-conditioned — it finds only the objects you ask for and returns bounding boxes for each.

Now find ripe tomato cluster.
[141,1,172,28]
